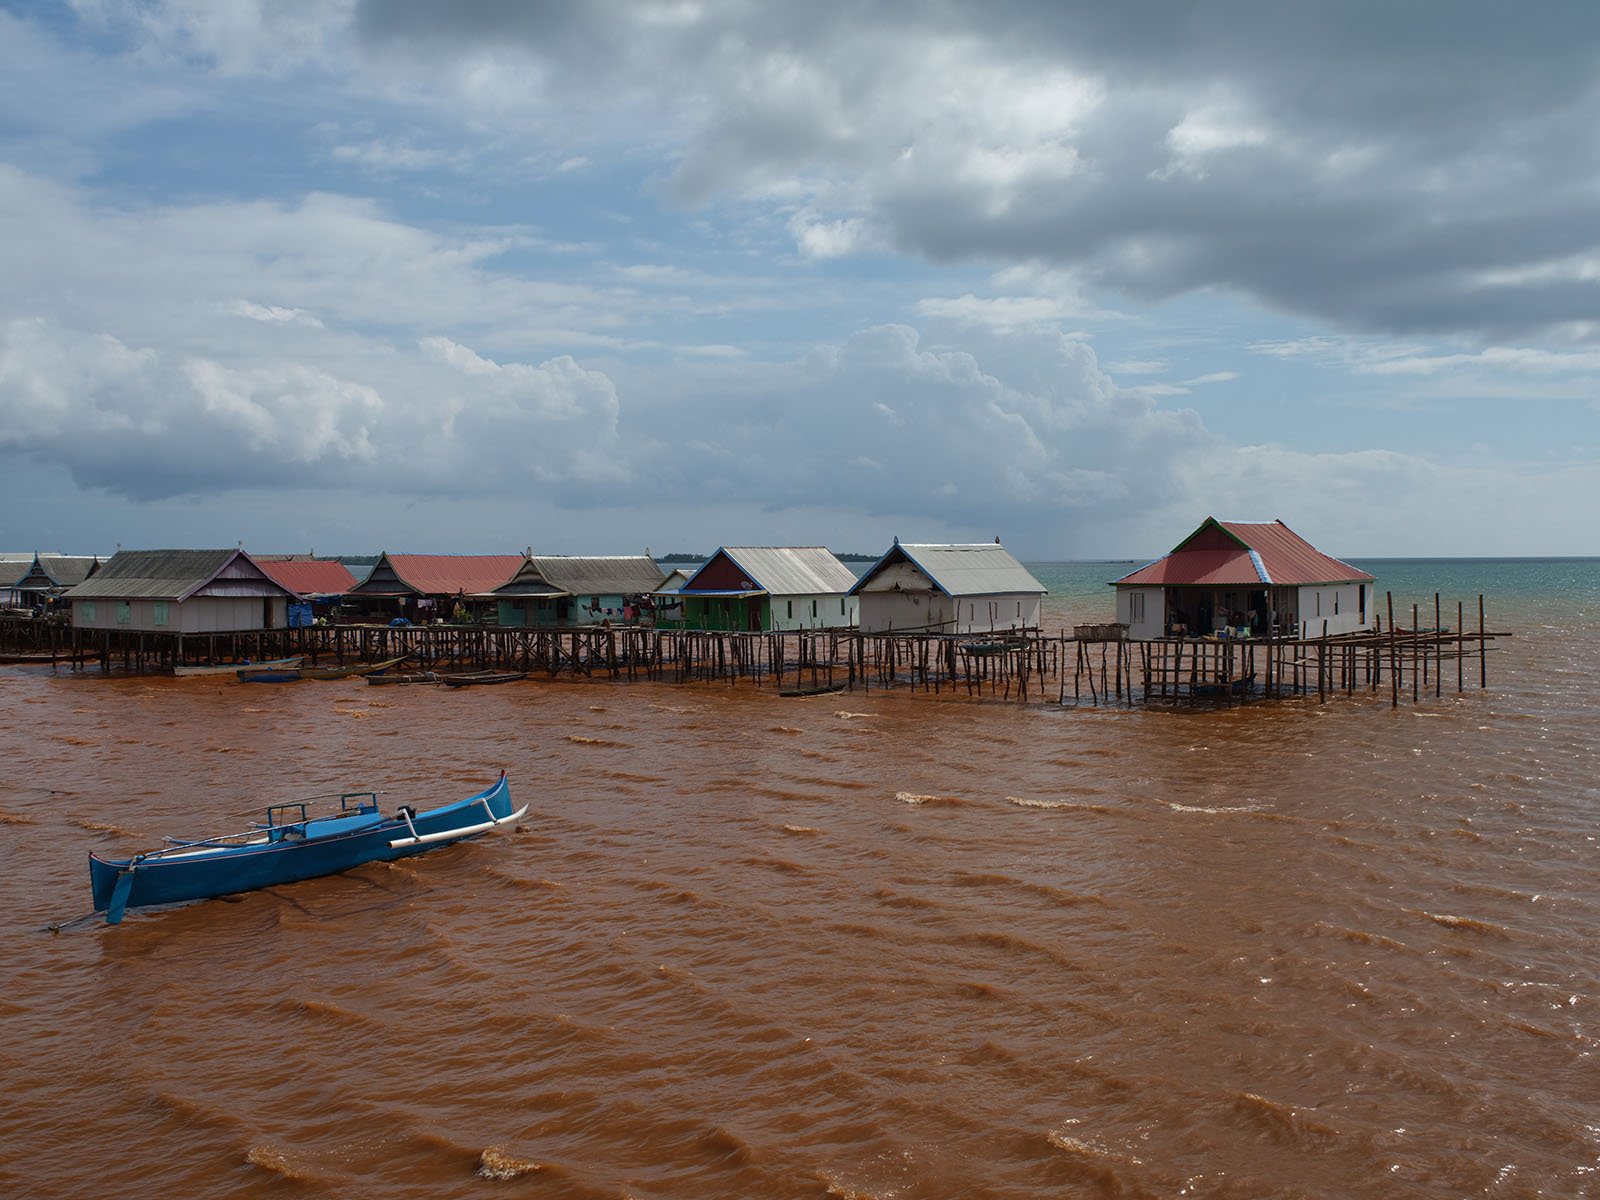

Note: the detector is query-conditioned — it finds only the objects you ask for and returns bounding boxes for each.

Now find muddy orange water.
[2,590,1597,1197]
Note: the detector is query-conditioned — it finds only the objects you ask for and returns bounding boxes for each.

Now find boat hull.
[365,672,439,686]
[440,671,526,686]
[174,656,301,678]
[238,655,409,682]
[90,774,518,919]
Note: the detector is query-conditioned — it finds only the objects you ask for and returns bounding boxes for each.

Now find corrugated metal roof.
[33,556,100,587]
[256,559,357,596]
[694,547,860,595]
[0,555,36,587]
[13,555,100,591]
[1114,519,1374,587]
[63,549,296,601]
[1221,521,1373,585]
[359,553,523,596]
[851,543,1046,598]
[530,555,664,595]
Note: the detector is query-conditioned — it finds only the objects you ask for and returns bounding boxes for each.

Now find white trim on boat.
[388,804,526,848]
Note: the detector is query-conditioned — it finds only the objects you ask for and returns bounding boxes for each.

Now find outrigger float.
[89,772,524,924]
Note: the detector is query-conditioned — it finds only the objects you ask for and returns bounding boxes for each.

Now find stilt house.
[849,541,1046,634]
[1112,518,1375,640]
[670,547,860,631]
[63,549,300,632]
[0,553,41,608]
[346,553,522,623]
[9,554,101,609]
[491,554,665,627]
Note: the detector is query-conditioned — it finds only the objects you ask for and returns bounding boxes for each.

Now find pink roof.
[387,554,523,596]
[256,559,357,597]
[1116,519,1373,588]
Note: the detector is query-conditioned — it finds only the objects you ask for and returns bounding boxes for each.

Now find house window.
[153,601,169,628]
[787,600,793,619]
[1130,593,1145,623]
[1334,593,1340,616]
[811,599,817,618]
[116,602,131,626]
[81,601,95,623]
[840,598,846,614]
[1315,592,1322,617]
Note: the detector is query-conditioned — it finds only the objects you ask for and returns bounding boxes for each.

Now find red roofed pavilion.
[1113,518,1375,640]
[347,552,523,622]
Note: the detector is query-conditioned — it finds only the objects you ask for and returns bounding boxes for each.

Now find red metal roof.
[386,554,523,596]
[1115,519,1373,587]
[255,560,357,597]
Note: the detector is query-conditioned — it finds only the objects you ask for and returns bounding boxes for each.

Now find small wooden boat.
[364,671,439,686]
[440,670,527,687]
[958,636,1030,657]
[778,682,847,698]
[174,656,301,678]
[89,772,524,924]
[0,651,99,665]
[238,655,409,683]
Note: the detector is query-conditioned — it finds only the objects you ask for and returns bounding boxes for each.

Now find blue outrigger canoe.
[89,772,524,924]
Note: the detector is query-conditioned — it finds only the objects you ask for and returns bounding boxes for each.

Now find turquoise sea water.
[1026,557,1600,629]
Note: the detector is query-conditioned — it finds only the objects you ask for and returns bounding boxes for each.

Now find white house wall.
[72,596,286,633]
[954,594,1039,634]
[858,591,1040,634]
[770,593,858,631]
[1115,587,1165,639]
[1293,582,1374,638]
[857,592,950,634]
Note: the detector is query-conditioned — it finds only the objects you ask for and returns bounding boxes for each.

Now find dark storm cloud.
[349,0,1600,344]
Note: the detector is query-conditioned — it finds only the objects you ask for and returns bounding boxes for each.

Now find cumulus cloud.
[4,3,1598,556]
[325,1,1600,345]
[49,3,1600,346]
[0,317,380,497]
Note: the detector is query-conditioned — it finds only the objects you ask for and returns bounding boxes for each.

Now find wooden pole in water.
[1388,592,1398,708]
[1457,600,1464,693]
[1440,595,1452,704]
[1411,603,1420,704]
[1478,595,1486,688]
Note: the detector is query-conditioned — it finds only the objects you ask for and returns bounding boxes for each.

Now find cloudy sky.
[3,1,1598,560]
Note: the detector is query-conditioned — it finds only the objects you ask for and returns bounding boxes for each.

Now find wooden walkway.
[0,593,1505,707]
